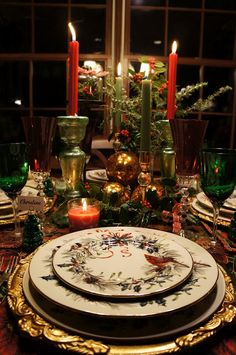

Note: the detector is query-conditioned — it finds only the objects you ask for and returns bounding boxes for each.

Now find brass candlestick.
[137,151,153,202]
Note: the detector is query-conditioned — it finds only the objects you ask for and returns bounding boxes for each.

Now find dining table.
[1,174,236,355]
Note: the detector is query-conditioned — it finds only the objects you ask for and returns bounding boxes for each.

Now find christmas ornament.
[103,182,130,206]
[106,151,140,186]
[131,182,165,202]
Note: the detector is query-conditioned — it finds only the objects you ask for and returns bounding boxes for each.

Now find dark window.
[131,9,165,55]
[33,62,66,107]
[0,5,31,53]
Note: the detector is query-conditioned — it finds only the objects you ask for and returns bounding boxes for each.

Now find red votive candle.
[68,198,100,232]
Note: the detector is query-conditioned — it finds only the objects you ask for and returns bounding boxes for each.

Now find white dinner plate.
[52,230,193,298]
[23,267,225,343]
[192,199,232,225]
[29,227,218,318]
[0,183,38,220]
[86,169,108,182]
[197,191,236,212]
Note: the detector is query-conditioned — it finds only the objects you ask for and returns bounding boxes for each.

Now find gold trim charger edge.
[7,253,236,355]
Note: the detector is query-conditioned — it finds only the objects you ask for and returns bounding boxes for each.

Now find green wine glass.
[199,148,236,245]
[0,143,29,240]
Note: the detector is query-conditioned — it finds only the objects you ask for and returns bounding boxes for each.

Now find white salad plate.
[29,227,218,318]
[52,230,193,298]
[23,267,225,343]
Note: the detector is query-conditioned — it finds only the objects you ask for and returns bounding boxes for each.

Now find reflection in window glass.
[0,5,31,53]
[0,62,29,108]
[203,13,235,60]
[204,115,232,148]
[168,11,200,57]
[204,67,233,114]
[205,0,236,10]
[71,8,106,54]
[35,7,67,53]
[131,10,165,55]
[169,0,201,8]
[33,62,66,107]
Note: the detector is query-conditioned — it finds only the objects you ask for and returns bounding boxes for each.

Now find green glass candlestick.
[57,116,89,198]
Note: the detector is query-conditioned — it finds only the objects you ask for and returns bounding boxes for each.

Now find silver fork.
[0,255,19,287]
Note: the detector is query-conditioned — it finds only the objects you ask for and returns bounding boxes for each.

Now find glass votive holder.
[67,198,100,232]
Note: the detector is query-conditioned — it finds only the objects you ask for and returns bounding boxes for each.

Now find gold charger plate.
[7,253,236,355]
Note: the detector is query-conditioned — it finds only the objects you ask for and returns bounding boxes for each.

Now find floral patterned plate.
[197,191,236,212]
[23,266,225,342]
[192,199,231,225]
[52,229,193,298]
[29,227,218,318]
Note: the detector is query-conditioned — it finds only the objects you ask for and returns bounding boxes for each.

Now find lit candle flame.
[172,40,177,53]
[117,62,122,76]
[68,22,76,41]
[82,199,88,211]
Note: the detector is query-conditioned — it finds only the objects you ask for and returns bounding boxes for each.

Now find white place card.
[18,195,45,212]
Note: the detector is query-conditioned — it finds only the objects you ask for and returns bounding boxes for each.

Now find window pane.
[169,0,201,8]
[33,62,66,107]
[203,67,234,113]
[203,13,235,60]
[0,62,29,108]
[168,11,201,57]
[35,0,67,3]
[71,0,106,3]
[131,0,165,5]
[71,8,106,54]
[35,7,68,53]
[0,5,31,53]
[0,111,28,144]
[205,0,236,10]
[177,65,200,88]
[204,115,232,148]
[131,10,165,55]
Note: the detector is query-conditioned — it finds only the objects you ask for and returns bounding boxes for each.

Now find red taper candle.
[68,22,79,116]
[167,41,178,120]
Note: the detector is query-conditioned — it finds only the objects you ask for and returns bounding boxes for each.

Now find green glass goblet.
[0,143,29,241]
[199,148,236,245]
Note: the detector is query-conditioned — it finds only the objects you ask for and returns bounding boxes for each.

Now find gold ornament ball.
[106,151,140,186]
[131,182,165,202]
[103,182,130,206]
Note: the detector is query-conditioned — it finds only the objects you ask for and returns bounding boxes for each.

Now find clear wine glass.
[21,116,57,196]
[0,143,29,241]
[199,148,236,245]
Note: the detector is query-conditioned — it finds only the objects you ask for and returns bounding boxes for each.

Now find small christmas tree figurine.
[22,214,44,252]
[228,212,236,242]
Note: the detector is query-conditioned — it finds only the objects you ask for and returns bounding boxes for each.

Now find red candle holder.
[67,198,100,232]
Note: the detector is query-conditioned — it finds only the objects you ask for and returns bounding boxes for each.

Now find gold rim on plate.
[7,253,236,355]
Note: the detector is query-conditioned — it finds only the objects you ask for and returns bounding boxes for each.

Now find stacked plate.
[22,226,226,343]
[0,182,38,224]
[86,169,108,183]
[192,190,236,226]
